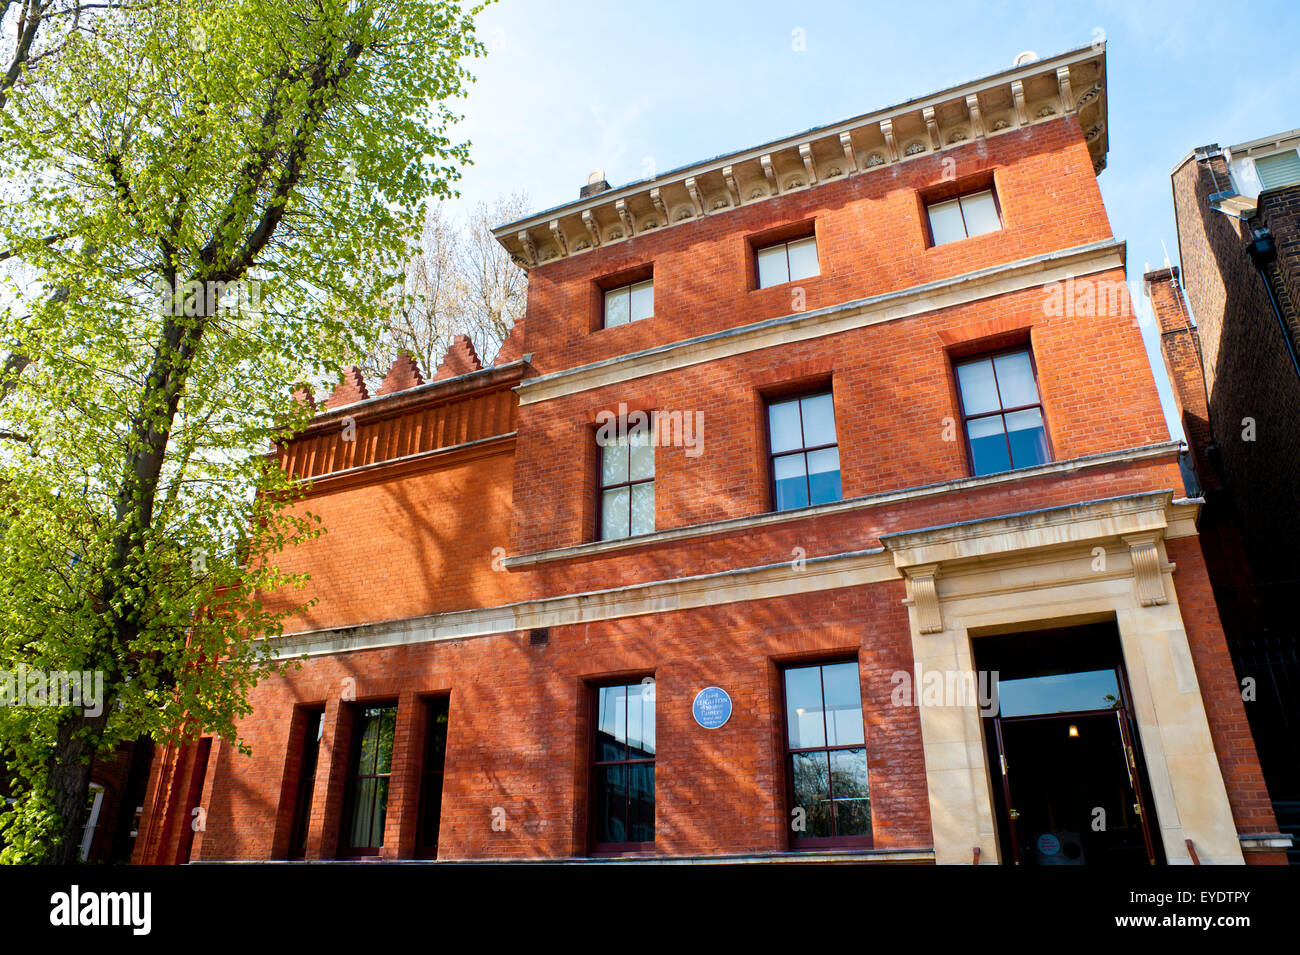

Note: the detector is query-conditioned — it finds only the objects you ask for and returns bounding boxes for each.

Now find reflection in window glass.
[599,415,654,540]
[927,188,1002,245]
[417,697,450,853]
[997,669,1121,718]
[768,391,841,511]
[343,705,397,853]
[604,279,654,328]
[783,661,871,844]
[592,680,655,849]
[756,235,820,288]
[927,198,967,245]
[955,349,1050,476]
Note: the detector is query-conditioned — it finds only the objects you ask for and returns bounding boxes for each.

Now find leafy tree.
[0,0,485,864]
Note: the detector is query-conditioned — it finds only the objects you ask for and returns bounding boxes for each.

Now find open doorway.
[975,621,1162,865]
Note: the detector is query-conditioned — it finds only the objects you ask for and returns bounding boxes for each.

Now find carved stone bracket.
[548,220,568,257]
[1057,66,1074,112]
[966,94,985,138]
[650,188,669,226]
[903,563,944,634]
[616,199,635,238]
[581,210,601,248]
[760,154,780,195]
[1123,532,1173,607]
[685,177,706,216]
[798,144,818,186]
[517,230,537,266]
[923,107,941,151]
[1011,80,1028,126]
[839,132,858,174]
[880,118,899,161]
[722,165,741,208]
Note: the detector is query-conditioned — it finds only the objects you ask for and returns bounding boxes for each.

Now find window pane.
[626,763,655,842]
[799,392,836,447]
[927,197,966,245]
[997,669,1120,718]
[773,453,809,511]
[757,244,789,288]
[821,662,865,746]
[992,351,1038,407]
[791,751,832,837]
[629,481,654,536]
[956,358,1000,415]
[784,666,826,748]
[767,398,803,453]
[627,682,655,758]
[357,712,380,775]
[829,749,871,836]
[368,776,390,846]
[601,487,630,539]
[375,708,396,775]
[418,699,449,850]
[424,698,449,765]
[596,685,627,758]
[806,447,842,506]
[1005,407,1049,469]
[349,777,377,848]
[787,236,819,281]
[967,414,1011,475]
[604,286,630,327]
[629,280,654,321]
[628,427,654,482]
[600,438,628,486]
[958,190,1000,236]
[592,764,626,844]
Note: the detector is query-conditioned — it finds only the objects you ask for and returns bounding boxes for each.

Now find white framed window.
[1255,150,1300,191]
[603,279,654,328]
[756,235,819,288]
[926,188,1001,245]
[79,783,105,861]
[598,416,654,540]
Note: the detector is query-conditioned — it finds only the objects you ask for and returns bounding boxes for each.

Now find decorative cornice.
[494,44,1108,268]
[514,239,1126,405]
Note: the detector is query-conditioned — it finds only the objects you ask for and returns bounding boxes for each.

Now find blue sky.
[449,0,1300,439]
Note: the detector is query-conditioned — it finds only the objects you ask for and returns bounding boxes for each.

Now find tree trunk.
[45,708,111,865]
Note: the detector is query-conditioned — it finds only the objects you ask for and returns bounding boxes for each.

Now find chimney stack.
[580,169,610,198]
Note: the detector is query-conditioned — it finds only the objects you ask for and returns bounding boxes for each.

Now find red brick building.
[1144,129,1300,862]
[135,44,1286,865]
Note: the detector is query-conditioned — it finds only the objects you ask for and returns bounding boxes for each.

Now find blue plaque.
[692,686,732,729]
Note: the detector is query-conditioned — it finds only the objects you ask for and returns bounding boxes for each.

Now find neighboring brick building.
[1145,129,1300,860]
[135,44,1286,865]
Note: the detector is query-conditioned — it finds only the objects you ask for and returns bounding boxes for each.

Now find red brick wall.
[511,271,1170,559]
[1146,266,1219,491]
[187,582,930,861]
[1165,537,1281,840]
[521,116,1112,377]
[266,443,527,634]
